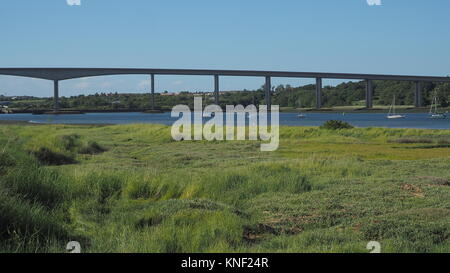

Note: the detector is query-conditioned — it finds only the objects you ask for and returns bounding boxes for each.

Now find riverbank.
[6,108,165,114]
[5,106,448,115]
[281,106,449,113]
[1,112,449,130]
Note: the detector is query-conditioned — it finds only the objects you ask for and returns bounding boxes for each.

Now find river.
[0,112,449,129]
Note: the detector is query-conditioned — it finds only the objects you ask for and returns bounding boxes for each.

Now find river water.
[0,112,449,129]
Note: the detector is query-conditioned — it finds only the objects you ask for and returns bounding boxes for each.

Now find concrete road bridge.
[1,67,450,110]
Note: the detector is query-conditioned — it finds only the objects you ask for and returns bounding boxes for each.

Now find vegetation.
[320,120,354,130]
[0,123,449,253]
[4,80,450,111]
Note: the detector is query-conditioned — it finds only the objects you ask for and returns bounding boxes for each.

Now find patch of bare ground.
[243,224,279,243]
[244,211,325,242]
[401,184,425,198]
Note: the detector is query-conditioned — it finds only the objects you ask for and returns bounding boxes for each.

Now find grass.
[0,123,449,253]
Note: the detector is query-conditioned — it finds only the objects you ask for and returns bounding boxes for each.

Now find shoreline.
[4,106,448,115]
[0,120,112,126]
[7,109,165,114]
[0,120,448,130]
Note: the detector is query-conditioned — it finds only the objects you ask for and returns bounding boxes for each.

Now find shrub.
[32,147,76,166]
[320,120,354,130]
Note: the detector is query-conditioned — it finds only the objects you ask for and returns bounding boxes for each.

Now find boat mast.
[434,96,438,114]
[392,95,396,115]
[430,92,439,114]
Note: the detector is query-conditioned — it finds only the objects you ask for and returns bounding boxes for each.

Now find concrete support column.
[365,79,373,108]
[53,80,59,110]
[265,76,271,109]
[150,74,155,110]
[214,75,220,105]
[414,81,422,107]
[315,77,322,109]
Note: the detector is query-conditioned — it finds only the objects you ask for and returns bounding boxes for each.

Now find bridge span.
[1,68,450,110]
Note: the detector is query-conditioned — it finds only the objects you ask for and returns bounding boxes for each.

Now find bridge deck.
[1,68,450,82]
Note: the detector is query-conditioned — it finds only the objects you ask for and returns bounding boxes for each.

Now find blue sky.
[1,0,450,97]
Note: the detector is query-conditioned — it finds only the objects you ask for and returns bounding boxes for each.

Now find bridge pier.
[150,74,155,110]
[414,81,422,107]
[214,75,219,105]
[265,76,271,109]
[315,78,322,109]
[365,79,373,108]
[53,80,59,110]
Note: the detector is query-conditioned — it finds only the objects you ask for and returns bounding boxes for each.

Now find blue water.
[0,112,449,129]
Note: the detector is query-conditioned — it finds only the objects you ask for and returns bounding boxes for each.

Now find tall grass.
[1,124,449,253]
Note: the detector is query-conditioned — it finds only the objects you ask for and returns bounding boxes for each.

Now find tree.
[433,83,450,107]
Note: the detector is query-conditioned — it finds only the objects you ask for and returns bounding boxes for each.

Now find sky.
[1,0,450,97]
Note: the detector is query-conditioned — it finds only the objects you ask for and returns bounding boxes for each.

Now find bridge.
[1,67,450,110]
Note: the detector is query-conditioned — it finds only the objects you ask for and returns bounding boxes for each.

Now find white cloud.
[172,80,183,86]
[367,0,382,6]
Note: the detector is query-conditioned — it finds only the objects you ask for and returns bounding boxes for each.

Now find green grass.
[0,123,449,253]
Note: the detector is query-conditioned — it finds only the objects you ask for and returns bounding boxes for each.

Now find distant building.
[160,92,180,96]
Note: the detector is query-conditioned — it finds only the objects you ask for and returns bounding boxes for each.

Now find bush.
[32,147,76,165]
[320,120,354,130]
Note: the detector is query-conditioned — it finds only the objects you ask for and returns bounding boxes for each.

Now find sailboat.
[428,93,447,119]
[387,95,406,119]
[296,97,306,118]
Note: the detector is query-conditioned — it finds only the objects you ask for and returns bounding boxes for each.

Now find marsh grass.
[388,138,434,144]
[32,147,76,166]
[79,141,107,155]
[0,150,74,252]
[0,151,15,174]
[1,123,449,253]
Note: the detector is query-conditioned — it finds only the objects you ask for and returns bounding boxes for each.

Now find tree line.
[8,80,450,110]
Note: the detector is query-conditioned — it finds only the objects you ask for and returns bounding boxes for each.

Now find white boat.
[429,114,447,119]
[296,98,306,118]
[387,114,406,119]
[428,93,447,119]
[387,95,406,119]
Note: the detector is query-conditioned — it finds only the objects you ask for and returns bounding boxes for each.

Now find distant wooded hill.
[5,80,450,110]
